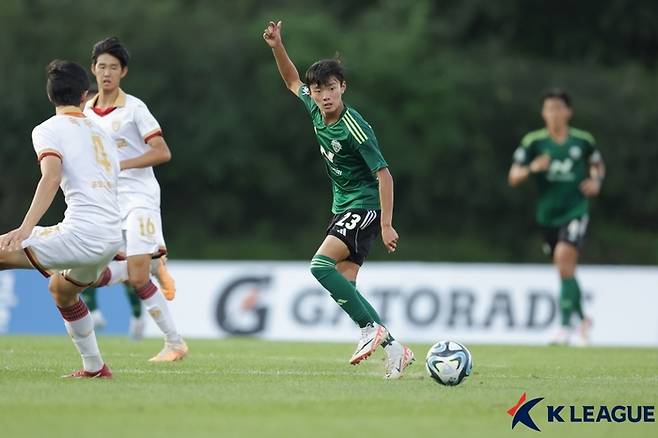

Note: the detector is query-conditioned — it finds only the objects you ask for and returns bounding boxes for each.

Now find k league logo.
[507,392,655,432]
[508,392,544,431]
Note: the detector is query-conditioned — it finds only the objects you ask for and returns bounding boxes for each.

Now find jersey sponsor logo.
[547,158,575,181]
[331,139,342,153]
[320,145,342,174]
[569,146,582,160]
[320,145,335,163]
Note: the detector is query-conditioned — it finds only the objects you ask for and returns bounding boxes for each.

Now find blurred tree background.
[1,0,656,263]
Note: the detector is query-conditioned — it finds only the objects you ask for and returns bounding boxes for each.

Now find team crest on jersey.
[331,139,342,153]
[569,146,582,160]
[112,120,122,132]
[301,85,310,96]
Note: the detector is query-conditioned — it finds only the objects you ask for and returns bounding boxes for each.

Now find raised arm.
[263,20,303,95]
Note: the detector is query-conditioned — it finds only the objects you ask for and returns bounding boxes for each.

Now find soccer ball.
[425,340,473,386]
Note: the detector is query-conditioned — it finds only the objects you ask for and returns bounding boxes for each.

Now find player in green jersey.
[508,88,605,346]
[263,20,414,378]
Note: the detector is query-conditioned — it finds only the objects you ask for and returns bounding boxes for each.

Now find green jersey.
[513,127,601,227]
[298,84,388,214]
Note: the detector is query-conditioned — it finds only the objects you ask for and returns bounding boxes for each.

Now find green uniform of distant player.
[263,20,414,378]
[508,88,605,346]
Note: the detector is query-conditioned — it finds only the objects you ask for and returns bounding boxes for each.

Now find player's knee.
[310,256,336,281]
[48,277,77,307]
[127,274,150,290]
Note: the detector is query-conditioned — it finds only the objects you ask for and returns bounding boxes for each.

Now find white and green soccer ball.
[425,340,473,386]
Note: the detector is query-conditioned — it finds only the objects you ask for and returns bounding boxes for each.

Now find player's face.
[541,98,572,130]
[310,77,346,115]
[91,53,127,92]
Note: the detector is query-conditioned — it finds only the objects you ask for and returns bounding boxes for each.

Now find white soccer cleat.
[384,343,415,379]
[575,318,592,347]
[90,309,107,330]
[349,323,388,365]
[148,339,188,362]
[549,326,571,346]
[129,316,145,341]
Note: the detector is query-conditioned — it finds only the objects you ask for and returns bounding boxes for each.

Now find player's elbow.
[376,167,393,185]
[508,176,522,187]
[161,148,172,163]
[41,174,61,188]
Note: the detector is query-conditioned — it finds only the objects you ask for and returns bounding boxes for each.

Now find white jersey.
[84,89,163,217]
[31,112,121,242]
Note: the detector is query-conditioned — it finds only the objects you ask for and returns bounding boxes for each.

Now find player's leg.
[312,245,375,328]
[0,247,33,270]
[126,253,187,361]
[554,241,579,322]
[311,235,387,365]
[554,216,590,346]
[49,275,111,378]
[337,261,414,378]
[151,254,176,301]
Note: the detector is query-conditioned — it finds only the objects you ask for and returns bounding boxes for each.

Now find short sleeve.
[358,136,388,173]
[585,136,602,163]
[512,134,538,166]
[297,84,317,115]
[31,123,63,162]
[134,103,162,143]
[343,112,388,172]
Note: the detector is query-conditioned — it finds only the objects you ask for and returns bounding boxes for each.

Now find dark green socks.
[80,286,142,318]
[560,277,584,326]
[310,255,374,328]
[80,288,98,311]
[125,285,142,318]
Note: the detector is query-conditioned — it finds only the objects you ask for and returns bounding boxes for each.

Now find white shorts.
[121,207,167,258]
[22,224,123,286]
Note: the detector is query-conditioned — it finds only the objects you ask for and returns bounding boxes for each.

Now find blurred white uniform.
[84,89,166,257]
[23,112,123,285]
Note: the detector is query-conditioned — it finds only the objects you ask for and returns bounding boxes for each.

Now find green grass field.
[0,336,656,438]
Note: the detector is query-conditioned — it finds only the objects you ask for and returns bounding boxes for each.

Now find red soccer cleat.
[62,363,113,379]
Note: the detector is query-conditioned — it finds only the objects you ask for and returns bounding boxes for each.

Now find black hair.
[542,87,572,108]
[46,60,90,106]
[304,58,345,87]
[91,36,130,67]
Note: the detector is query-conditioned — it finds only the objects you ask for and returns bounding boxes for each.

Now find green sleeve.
[512,138,537,166]
[344,114,388,172]
[297,84,317,115]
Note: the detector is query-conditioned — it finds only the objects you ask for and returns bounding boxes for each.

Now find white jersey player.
[85,36,187,362]
[0,60,121,378]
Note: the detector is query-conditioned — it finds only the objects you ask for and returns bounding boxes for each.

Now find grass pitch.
[0,336,656,438]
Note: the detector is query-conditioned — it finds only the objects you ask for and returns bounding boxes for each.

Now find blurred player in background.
[85,37,187,361]
[264,20,414,378]
[80,85,145,340]
[0,60,121,377]
[508,88,605,346]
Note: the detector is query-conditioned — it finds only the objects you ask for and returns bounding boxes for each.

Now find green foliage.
[1,0,656,263]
